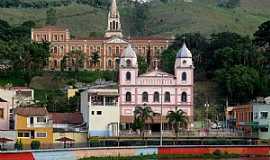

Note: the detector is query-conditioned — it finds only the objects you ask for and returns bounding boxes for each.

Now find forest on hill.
[0,0,270,37]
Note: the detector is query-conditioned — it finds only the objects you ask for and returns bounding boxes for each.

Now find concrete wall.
[2,146,270,160]
[89,105,119,136]
[53,132,87,145]
[0,101,9,130]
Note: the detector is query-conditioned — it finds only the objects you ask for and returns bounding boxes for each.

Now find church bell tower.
[105,0,123,38]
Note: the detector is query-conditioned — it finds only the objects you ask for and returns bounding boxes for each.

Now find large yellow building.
[15,106,53,149]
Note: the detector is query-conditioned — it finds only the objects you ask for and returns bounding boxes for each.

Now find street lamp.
[204,103,210,129]
[157,72,164,146]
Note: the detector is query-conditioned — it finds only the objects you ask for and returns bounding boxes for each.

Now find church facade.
[31,0,173,70]
[119,43,194,131]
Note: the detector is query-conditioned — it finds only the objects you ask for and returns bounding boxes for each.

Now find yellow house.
[67,87,78,99]
[15,106,53,149]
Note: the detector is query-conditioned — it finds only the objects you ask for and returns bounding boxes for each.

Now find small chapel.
[118,43,194,131]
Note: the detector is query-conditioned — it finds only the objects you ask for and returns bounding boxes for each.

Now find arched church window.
[142,92,148,102]
[181,92,187,102]
[183,60,187,64]
[165,92,170,102]
[126,72,131,81]
[153,92,160,102]
[126,59,132,67]
[182,72,187,81]
[126,92,132,102]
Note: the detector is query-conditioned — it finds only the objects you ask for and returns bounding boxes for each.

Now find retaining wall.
[0,146,270,160]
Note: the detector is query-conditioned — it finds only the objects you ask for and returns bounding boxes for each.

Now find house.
[0,87,34,116]
[49,112,84,131]
[15,106,53,149]
[118,43,194,132]
[81,84,119,137]
[0,97,9,130]
[253,102,270,139]
[226,104,253,135]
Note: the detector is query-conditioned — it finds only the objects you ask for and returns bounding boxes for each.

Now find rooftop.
[32,25,67,31]
[15,106,48,117]
[0,97,7,102]
[49,112,83,125]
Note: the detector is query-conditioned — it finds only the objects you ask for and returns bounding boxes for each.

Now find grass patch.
[0,0,270,36]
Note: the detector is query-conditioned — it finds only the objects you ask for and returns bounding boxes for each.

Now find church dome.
[176,42,192,58]
[121,44,137,58]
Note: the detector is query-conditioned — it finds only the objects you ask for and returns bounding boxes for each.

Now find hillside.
[0,0,270,37]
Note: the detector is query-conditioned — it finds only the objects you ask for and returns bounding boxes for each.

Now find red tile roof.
[15,106,48,117]
[32,25,67,31]
[49,112,83,125]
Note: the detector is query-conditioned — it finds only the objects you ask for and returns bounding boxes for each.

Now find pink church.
[119,43,194,131]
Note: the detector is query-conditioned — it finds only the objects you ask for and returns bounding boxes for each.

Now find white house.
[81,84,119,137]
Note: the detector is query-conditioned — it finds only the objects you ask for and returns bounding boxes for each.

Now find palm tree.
[90,51,100,68]
[166,108,189,137]
[133,105,155,136]
[65,50,85,71]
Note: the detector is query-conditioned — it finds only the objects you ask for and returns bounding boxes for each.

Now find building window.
[97,111,102,115]
[183,60,187,64]
[261,112,268,119]
[116,46,120,55]
[36,132,47,138]
[164,92,170,102]
[142,92,148,102]
[260,127,268,132]
[182,72,187,81]
[153,92,160,102]
[108,47,112,56]
[108,59,112,68]
[181,92,187,102]
[91,111,95,115]
[126,72,131,81]
[18,132,30,138]
[53,46,57,53]
[0,108,3,119]
[126,59,132,67]
[37,116,47,123]
[126,92,132,102]
[254,112,258,119]
[54,35,58,41]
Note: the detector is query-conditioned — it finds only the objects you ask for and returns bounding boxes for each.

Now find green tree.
[215,65,261,104]
[65,50,85,72]
[133,105,155,136]
[31,140,40,150]
[166,108,188,137]
[137,55,148,74]
[46,8,57,25]
[90,51,100,68]
[254,20,270,49]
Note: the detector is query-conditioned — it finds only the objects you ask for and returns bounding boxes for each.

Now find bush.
[14,139,23,150]
[213,149,222,156]
[31,140,40,150]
